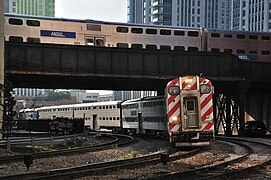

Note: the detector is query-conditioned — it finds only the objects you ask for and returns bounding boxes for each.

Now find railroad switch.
[24,154,34,171]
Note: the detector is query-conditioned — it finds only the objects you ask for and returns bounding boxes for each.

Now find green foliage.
[121,150,141,160]
[47,91,71,101]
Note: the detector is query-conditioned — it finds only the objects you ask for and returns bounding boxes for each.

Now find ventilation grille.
[87,24,101,31]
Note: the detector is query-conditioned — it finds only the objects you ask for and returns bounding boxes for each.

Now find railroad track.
[142,136,271,180]
[0,133,133,164]
[0,146,202,180]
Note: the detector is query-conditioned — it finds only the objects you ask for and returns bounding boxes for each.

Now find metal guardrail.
[0,133,89,152]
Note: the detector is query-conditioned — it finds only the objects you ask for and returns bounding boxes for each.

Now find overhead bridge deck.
[4,42,271,135]
[4,41,271,93]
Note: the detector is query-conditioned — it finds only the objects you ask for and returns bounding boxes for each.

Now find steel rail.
[0,145,200,180]
[0,133,131,164]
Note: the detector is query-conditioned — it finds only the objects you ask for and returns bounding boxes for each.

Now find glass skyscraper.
[4,0,55,17]
[128,0,271,32]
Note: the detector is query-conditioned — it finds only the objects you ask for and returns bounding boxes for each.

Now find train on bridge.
[19,75,215,147]
[4,13,271,62]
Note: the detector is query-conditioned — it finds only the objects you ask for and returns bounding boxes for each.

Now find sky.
[55,0,127,23]
[55,0,127,95]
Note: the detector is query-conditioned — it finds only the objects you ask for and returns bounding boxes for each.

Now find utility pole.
[0,1,4,139]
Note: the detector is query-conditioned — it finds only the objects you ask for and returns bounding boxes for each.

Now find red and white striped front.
[166,76,214,136]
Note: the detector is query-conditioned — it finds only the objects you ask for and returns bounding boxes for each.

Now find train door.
[85,36,104,47]
[92,114,97,130]
[183,96,200,129]
[138,112,143,134]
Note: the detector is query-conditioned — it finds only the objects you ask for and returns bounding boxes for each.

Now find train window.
[131,111,137,116]
[237,49,245,54]
[116,27,128,33]
[249,35,258,40]
[188,47,198,52]
[168,86,180,95]
[160,45,171,50]
[261,36,270,40]
[146,44,157,50]
[174,46,185,51]
[188,31,199,37]
[27,38,40,43]
[86,38,94,46]
[186,100,195,111]
[237,35,245,39]
[174,30,185,36]
[146,29,157,34]
[224,49,233,53]
[131,44,143,49]
[211,48,220,53]
[9,18,23,25]
[262,51,270,55]
[96,38,104,47]
[249,51,257,54]
[117,43,128,48]
[160,29,171,35]
[211,33,220,37]
[26,20,40,27]
[224,34,232,38]
[131,28,143,34]
[9,36,23,42]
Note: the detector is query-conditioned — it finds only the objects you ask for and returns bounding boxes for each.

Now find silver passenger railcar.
[5,13,271,62]
[121,96,166,135]
[4,13,202,51]
[29,101,121,131]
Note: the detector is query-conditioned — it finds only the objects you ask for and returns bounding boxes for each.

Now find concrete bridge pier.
[0,1,4,139]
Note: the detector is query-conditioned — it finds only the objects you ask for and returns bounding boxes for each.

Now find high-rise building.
[4,0,55,17]
[128,0,271,32]
[113,90,157,101]
[4,0,16,13]
[231,0,270,31]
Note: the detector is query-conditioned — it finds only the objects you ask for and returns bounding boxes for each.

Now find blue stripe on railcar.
[234,54,257,61]
[40,30,76,38]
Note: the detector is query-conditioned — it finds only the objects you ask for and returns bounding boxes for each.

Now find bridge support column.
[0,1,4,139]
[225,95,232,136]
[238,82,250,136]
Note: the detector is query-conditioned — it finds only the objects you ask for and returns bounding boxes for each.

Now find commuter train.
[18,75,214,147]
[4,13,271,62]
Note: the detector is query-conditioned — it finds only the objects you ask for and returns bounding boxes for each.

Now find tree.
[0,80,16,135]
